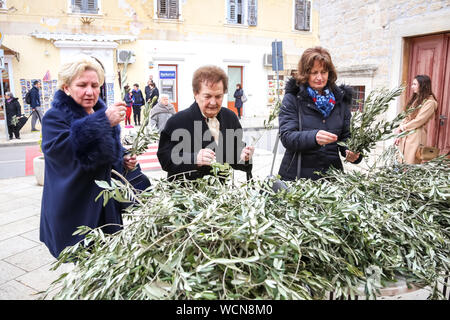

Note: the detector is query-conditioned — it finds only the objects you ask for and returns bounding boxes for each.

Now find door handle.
[440,115,447,126]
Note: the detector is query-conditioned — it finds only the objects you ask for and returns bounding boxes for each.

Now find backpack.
[25,90,32,105]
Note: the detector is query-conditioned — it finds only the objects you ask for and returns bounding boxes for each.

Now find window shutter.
[247,0,257,26]
[304,0,311,31]
[168,0,179,19]
[295,0,310,31]
[72,0,83,13]
[227,0,237,24]
[87,0,98,14]
[158,0,168,18]
[294,0,305,31]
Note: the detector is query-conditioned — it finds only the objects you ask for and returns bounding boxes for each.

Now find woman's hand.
[345,150,360,163]
[316,130,338,147]
[106,102,127,127]
[240,146,255,162]
[123,154,137,170]
[197,148,216,166]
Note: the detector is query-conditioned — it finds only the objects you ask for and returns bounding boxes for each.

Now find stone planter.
[33,155,45,186]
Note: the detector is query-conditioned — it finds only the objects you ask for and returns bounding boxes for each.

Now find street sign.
[159,70,176,79]
[271,41,283,71]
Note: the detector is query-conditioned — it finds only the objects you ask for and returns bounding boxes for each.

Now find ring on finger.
[120,111,125,116]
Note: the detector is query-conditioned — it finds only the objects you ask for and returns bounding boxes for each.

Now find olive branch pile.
[338,86,411,155]
[46,155,449,300]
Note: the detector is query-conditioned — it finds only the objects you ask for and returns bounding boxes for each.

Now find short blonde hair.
[58,55,105,89]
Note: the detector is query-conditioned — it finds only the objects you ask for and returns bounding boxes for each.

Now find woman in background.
[395,74,438,164]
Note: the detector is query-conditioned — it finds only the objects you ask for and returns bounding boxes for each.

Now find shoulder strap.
[270,104,302,178]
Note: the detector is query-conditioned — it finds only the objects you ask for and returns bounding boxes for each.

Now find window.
[294,0,311,31]
[226,0,258,26]
[157,0,179,19]
[71,0,99,14]
[0,0,6,9]
[350,86,365,112]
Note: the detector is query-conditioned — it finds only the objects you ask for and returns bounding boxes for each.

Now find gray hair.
[58,55,105,90]
[159,94,170,102]
[5,91,13,98]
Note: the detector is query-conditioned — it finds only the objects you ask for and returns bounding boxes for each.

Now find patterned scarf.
[307,86,336,118]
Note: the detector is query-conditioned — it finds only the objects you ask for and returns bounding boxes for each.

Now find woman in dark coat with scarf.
[40,55,137,259]
[5,92,21,139]
[278,46,362,181]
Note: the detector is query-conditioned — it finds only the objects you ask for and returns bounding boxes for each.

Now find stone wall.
[317,0,450,89]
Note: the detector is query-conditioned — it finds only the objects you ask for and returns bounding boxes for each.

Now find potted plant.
[33,132,45,186]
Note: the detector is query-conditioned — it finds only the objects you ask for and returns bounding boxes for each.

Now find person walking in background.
[5,92,22,139]
[39,55,137,258]
[144,79,154,104]
[150,94,176,133]
[123,84,134,128]
[395,75,438,164]
[278,46,362,181]
[148,82,159,107]
[30,80,43,131]
[233,83,244,119]
[131,83,144,126]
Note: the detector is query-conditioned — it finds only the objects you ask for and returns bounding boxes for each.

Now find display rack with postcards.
[20,79,57,115]
[267,73,285,107]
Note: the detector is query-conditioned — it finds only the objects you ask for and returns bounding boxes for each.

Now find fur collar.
[284,77,353,105]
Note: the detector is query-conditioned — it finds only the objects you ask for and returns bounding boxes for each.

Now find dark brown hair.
[404,75,437,119]
[295,46,337,86]
[192,65,228,94]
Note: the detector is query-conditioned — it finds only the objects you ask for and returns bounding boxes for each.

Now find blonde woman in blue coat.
[40,55,137,258]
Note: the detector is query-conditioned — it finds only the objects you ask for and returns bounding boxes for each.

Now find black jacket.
[278,78,362,181]
[30,86,41,108]
[132,89,144,106]
[157,102,251,180]
[6,97,22,126]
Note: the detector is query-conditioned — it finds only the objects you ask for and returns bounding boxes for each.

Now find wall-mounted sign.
[159,71,176,79]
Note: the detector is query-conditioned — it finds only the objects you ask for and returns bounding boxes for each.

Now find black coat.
[278,78,362,181]
[132,89,144,106]
[234,89,243,109]
[30,86,41,108]
[6,97,21,126]
[157,102,251,180]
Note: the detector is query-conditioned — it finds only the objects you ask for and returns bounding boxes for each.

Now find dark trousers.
[8,125,20,139]
[133,106,142,125]
[236,107,242,118]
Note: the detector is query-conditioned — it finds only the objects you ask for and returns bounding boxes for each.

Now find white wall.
[142,39,270,117]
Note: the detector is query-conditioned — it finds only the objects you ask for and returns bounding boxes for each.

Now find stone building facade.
[317,0,450,155]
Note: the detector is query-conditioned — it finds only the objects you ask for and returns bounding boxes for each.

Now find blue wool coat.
[40,90,125,258]
[278,78,362,181]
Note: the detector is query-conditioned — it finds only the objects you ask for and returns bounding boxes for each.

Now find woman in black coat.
[233,84,244,119]
[5,92,21,139]
[278,47,362,181]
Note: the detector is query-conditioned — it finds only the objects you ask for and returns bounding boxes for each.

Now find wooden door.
[227,66,243,116]
[407,33,450,154]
